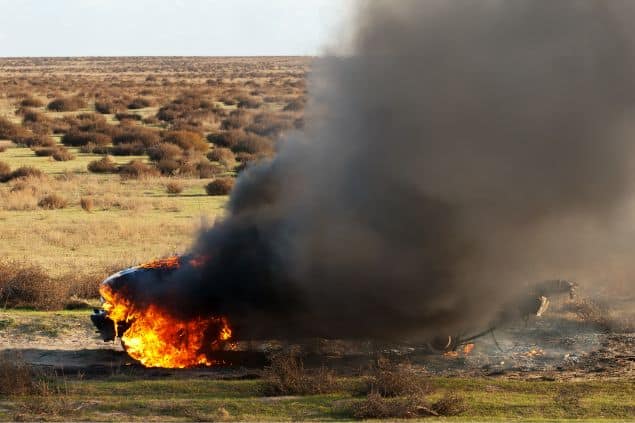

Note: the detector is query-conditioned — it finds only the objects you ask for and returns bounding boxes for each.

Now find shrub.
[16,133,56,148]
[162,130,208,152]
[207,130,242,149]
[197,160,223,178]
[362,357,430,397]
[157,158,180,175]
[47,97,86,112]
[2,166,44,182]
[20,97,44,108]
[115,112,142,121]
[351,393,438,419]
[205,177,235,195]
[246,112,293,137]
[21,110,49,125]
[87,156,118,173]
[166,181,184,194]
[220,110,249,130]
[0,161,10,178]
[119,160,159,179]
[0,260,56,309]
[80,197,94,212]
[207,147,235,165]
[147,142,182,161]
[232,132,274,155]
[38,193,68,209]
[0,144,7,153]
[237,96,263,109]
[94,101,114,114]
[110,142,145,156]
[112,126,160,147]
[0,117,21,140]
[33,147,56,157]
[62,131,111,147]
[283,99,304,111]
[127,97,152,109]
[262,350,338,396]
[52,148,75,161]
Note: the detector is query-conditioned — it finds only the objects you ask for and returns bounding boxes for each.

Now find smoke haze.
[143,0,635,340]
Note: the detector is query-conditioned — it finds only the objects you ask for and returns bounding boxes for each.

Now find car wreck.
[91,257,578,359]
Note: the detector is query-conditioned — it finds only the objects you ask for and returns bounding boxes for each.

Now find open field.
[1,57,633,421]
[0,56,307,282]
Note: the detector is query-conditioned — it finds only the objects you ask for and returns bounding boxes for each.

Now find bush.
[362,357,430,397]
[0,144,7,153]
[52,148,75,161]
[0,117,22,140]
[162,130,208,152]
[262,350,338,396]
[115,112,142,122]
[246,112,293,137]
[16,133,56,148]
[0,161,10,178]
[62,131,111,147]
[33,147,56,157]
[207,130,242,149]
[47,97,86,112]
[20,97,44,108]
[166,181,184,194]
[110,142,145,156]
[351,393,437,419]
[157,158,180,175]
[2,166,44,182]
[94,101,114,114]
[119,160,159,179]
[232,132,274,155]
[283,99,304,111]
[112,126,160,147]
[87,156,118,173]
[38,194,68,209]
[0,260,56,309]
[147,142,183,161]
[205,177,235,195]
[220,110,249,130]
[237,96,263,109]
[207,147,235,166]
[80,197,94,212]
[127,97,152,109]
[197,160,223,178]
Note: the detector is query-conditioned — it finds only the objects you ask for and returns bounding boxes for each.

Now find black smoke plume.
[135,0,635,340]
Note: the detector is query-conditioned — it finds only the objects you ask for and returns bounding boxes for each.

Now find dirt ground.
[1,296,633,382]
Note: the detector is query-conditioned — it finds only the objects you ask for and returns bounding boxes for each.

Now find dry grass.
[166,180,184,194]
[0,259,104,309]
[262,349,339,396]
[206,177,235,195]
[362,356,430,397]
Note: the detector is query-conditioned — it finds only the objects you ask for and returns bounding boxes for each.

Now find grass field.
[1,372,633,421]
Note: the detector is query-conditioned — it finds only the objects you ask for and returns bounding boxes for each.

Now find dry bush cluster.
[350,357,466,419]
[262,349,339,396]
[206,177,235,195]
[0,259,102,309]
[1,57,308,192]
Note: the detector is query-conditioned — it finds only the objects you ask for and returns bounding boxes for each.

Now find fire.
[443,343,475,358]
[100,256,232,368]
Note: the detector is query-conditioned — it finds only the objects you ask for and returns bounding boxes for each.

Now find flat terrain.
[0,57,633,421]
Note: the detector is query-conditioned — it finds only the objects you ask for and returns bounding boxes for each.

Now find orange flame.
[100,256,232,368]
[463,343,475,355]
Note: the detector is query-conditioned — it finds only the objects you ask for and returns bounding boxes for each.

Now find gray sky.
[0,0,354,57]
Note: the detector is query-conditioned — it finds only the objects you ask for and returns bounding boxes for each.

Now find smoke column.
[150,0,635,340]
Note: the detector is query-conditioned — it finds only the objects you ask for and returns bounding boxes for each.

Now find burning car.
[92,256,578,366]
[91,256,232,368]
